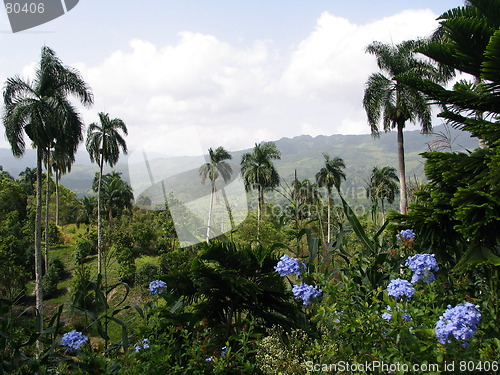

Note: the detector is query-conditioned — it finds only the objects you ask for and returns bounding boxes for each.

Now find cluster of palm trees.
[2,46,128,330]
[200,142,351,244]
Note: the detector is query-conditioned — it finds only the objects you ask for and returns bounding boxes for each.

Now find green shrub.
[116,246,136,285]
[42,262,61,299]
[135,262,159,287]
[45,222,64,244]
[132,222,157,252]
[159,249,190,275]
[74,238,94,264]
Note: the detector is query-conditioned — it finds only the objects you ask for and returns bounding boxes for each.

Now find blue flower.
[396,229,416,241]
[406,254,439,283]
[331,310,344,323]
[435,303,481,347]
[206,356,213,362]
[149,280,167,295]
[61,330,88,352]
[221,346,228,355]
[381,305,411,321]
[134,338,150,352]
[292,282,322,306]
[275,254,302,277]
[382,312,392,321]
[387,278,414,301]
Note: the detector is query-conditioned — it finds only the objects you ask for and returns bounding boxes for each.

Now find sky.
[0,0,464,156]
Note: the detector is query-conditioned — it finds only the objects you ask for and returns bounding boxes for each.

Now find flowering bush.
[61,330,88,352]
[396,229,416,241]
[292,283,322,306]
[148,279,167,295]
[134,338,150,352]
[435,303,481,347]
[386,278,414,300]
[406,254,439,283]
[274,254,301,277]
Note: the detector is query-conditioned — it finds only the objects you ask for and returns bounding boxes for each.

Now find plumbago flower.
[397,229,416,241]
[381,305,411,322]
[435,303,481,347]
[134,338,150,352]
[149,280,167,295]
[274,254,302,277]
[61,330,88,352]
[406,254,439,283]
[292,283,322,306]
[387,278,415,301]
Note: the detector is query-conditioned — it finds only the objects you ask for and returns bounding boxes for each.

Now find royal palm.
[240,142,281,237]
[363,39,445,214]
[3,46,93,332]
[315,153,345,243]
[367,166,399,220]
[199,147,232,242]
[86,112,127,274]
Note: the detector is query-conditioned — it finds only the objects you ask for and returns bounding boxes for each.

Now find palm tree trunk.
[327,188,332,243]
[55,170,59,226]
[35,148,44,350]
[397,123,407,215]
[97,159,104,275]
[220,187,235,234]
[206,180,215,242]
[257,187,262,240]
[44,151,51,274]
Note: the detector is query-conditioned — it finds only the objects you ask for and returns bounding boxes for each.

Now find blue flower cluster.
[396,229,416,241]
[387,278,415,300]
[292,283,322,306]
[381,305,411,322]
[435,303,481,347]
[274,254,302,277]
[406,254,439,283]
[61,330,88,352]
[134,338,150,352]
[149,280,167,295]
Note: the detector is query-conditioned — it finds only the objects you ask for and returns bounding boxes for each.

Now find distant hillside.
[0,124,478,198]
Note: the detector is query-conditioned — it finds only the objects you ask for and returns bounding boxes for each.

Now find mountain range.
[0,124,479,199]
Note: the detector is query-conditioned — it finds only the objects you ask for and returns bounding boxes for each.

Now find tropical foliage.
[1,1,500,372]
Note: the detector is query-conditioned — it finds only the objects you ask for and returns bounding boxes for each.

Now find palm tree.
[18,166,37,195]
[51,148,73,226]
[3,46,93,335]
[86,112,127,274]
[315,153,346,243]
[93,171,134,223]
[199,146,232,242]
[240,142,281,237]
[363,39,446,214]
[366,166,399,220]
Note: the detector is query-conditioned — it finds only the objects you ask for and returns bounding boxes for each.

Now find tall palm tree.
[240,142,281,237]
[363,39,446,215]
[3,46,93,335]
[315,153,346,243]
[86,112,127,274]
[366,166,399,219]
[199,146,232,242]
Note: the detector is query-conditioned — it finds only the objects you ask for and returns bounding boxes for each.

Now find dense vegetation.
[1,0,500,373]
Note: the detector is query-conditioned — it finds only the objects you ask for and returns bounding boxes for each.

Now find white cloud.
[0,9,442,154]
